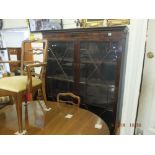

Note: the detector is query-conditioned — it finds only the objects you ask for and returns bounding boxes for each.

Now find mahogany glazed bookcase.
[43,27,128,131]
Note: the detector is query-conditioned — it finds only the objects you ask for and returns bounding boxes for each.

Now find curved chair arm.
[57,92,80,107]
[25,63,47,99]
[26,62,47,68]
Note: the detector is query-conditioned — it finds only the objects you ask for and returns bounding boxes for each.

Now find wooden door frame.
[117,19,148,135]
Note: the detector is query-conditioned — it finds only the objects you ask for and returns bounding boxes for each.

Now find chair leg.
[14,94,26,135]
[40,86,51,111]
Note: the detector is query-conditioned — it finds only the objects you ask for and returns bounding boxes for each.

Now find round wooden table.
[0,101,110,135]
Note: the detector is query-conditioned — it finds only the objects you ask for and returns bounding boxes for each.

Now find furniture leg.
[14,94,26,135]
[40,86,51,111]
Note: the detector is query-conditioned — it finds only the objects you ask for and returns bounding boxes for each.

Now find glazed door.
[79,41,119,109]
[46,41,75,100]
[136,20,155,134]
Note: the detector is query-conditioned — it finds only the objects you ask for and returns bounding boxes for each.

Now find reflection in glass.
[79,42,118,108]
[46,42,74,100]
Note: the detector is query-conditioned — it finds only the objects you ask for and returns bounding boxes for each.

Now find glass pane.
[46,42,74,100]
[47,42,74,79]
[80,42,118,108]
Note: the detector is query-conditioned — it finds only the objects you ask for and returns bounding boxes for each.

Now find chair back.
[21,39,48,78]
[57,92,80,107]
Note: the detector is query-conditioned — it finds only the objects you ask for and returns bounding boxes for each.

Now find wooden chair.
[0,39,51,134]
[57,92,80,107]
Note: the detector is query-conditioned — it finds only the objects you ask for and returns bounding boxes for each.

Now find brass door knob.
[147,52,154,58]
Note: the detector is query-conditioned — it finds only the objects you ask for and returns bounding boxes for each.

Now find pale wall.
[119,19,148,134]
[2,19,28,29]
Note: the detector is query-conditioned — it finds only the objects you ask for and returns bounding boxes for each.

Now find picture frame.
[80,19,105,28]
[28,19,63,32]
[80,19,130,28]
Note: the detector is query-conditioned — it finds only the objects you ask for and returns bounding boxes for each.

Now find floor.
[0,101,109,135]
